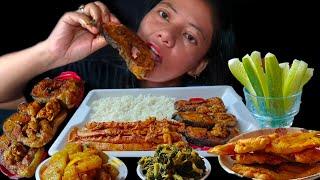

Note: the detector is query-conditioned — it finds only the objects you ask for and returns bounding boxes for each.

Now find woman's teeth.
[150,46,161,63]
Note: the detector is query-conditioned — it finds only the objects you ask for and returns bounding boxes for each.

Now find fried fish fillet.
[209,131,320,155]
[232,162,320,180]
[102,22,155,79]
[234,153,289,165]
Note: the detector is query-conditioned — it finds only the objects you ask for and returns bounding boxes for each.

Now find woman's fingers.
[62,12,99,34]
[83,2,102,25]
[93,1,110,23]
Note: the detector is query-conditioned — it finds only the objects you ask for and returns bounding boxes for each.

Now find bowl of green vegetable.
[137,144,211,180]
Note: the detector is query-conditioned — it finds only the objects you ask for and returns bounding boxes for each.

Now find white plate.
[35,154,127,180]
[137,156,211,180]
[49,86,259,157]
[218,127,320,180]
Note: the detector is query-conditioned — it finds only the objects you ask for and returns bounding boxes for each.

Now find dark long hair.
[187,0,236,86]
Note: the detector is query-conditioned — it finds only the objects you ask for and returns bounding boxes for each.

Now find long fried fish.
[102,22,155,79]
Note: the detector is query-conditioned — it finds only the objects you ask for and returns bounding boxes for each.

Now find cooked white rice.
[89,94,176,122]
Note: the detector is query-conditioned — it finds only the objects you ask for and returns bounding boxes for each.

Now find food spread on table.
[0,69,318,179]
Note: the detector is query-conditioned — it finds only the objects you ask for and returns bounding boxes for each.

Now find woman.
[0,0,234,110]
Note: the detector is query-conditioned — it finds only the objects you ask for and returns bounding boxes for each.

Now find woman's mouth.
[148,43,162,64]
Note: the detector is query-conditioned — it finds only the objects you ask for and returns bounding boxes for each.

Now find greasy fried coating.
[0,135,46,178]
[234,135,273,154]
[3,99,68,148]
[265,131,320,154]
[234,153,289,165]
[232,162,320,180]
[232,163,294,180]
[102,22,155,79]
[207,143,235,155]
[31,78,84,109]
[209,131,320,155]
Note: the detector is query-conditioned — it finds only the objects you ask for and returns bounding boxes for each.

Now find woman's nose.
[157,30,175,48]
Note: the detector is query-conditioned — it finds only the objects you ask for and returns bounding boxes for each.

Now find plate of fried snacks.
[0,74,85,179]
[35,143,127,180]
[137,144,211,180]
[208,127,320,180]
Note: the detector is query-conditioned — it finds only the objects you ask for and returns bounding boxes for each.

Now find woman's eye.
[184,33,197,44]
[159,11,169,21]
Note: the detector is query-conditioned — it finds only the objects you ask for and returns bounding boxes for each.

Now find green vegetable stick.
[228,58,256,96]
[265,53,284,115]
[300,68,314,90]
[283,60,308,96]
[250,51,269,97]
[265,53,282,97]
[242,55,264,97]
[279,62,289,94]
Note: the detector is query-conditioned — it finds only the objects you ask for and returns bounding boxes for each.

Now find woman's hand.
[44,1,120,69]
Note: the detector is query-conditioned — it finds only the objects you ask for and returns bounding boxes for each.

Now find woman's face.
[138,0,214,82]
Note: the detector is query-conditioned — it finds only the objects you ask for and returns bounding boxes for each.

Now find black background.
[0,0,319,179]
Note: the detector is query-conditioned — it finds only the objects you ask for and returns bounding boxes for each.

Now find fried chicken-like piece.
[102,22,155,79]
[3,99,68,148]
[0,135,46,178]
[31,78,84,109]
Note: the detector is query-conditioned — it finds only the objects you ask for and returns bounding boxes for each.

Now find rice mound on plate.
[89,94,176,122]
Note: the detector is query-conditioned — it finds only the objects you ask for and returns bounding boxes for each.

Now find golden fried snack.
[232,162,320,180]
[102,22,155,79]
[0,135,46,179]
[209,131,320,155]
[234,153,289,165]
[31,78,84,109]
[3,99,68,148]
[210,128,320,180]
[265,131,320,154]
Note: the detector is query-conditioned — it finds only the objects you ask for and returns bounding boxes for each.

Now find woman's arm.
[0,1,120,106]
[0,41,51,103]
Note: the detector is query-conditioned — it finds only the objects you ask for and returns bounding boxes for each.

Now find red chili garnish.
[54,71,81,81]
[189,143,211,151]
[0,164,17,179]
[189,97,206,103]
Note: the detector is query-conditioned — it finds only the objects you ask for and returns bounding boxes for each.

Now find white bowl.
[136,156,211,180]
[35,154,128,180]
[218,127,320,180]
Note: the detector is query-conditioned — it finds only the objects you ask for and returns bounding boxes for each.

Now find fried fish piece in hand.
[102,22,155,79]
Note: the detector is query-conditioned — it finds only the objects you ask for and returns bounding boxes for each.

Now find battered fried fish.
[102,22,155,79]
